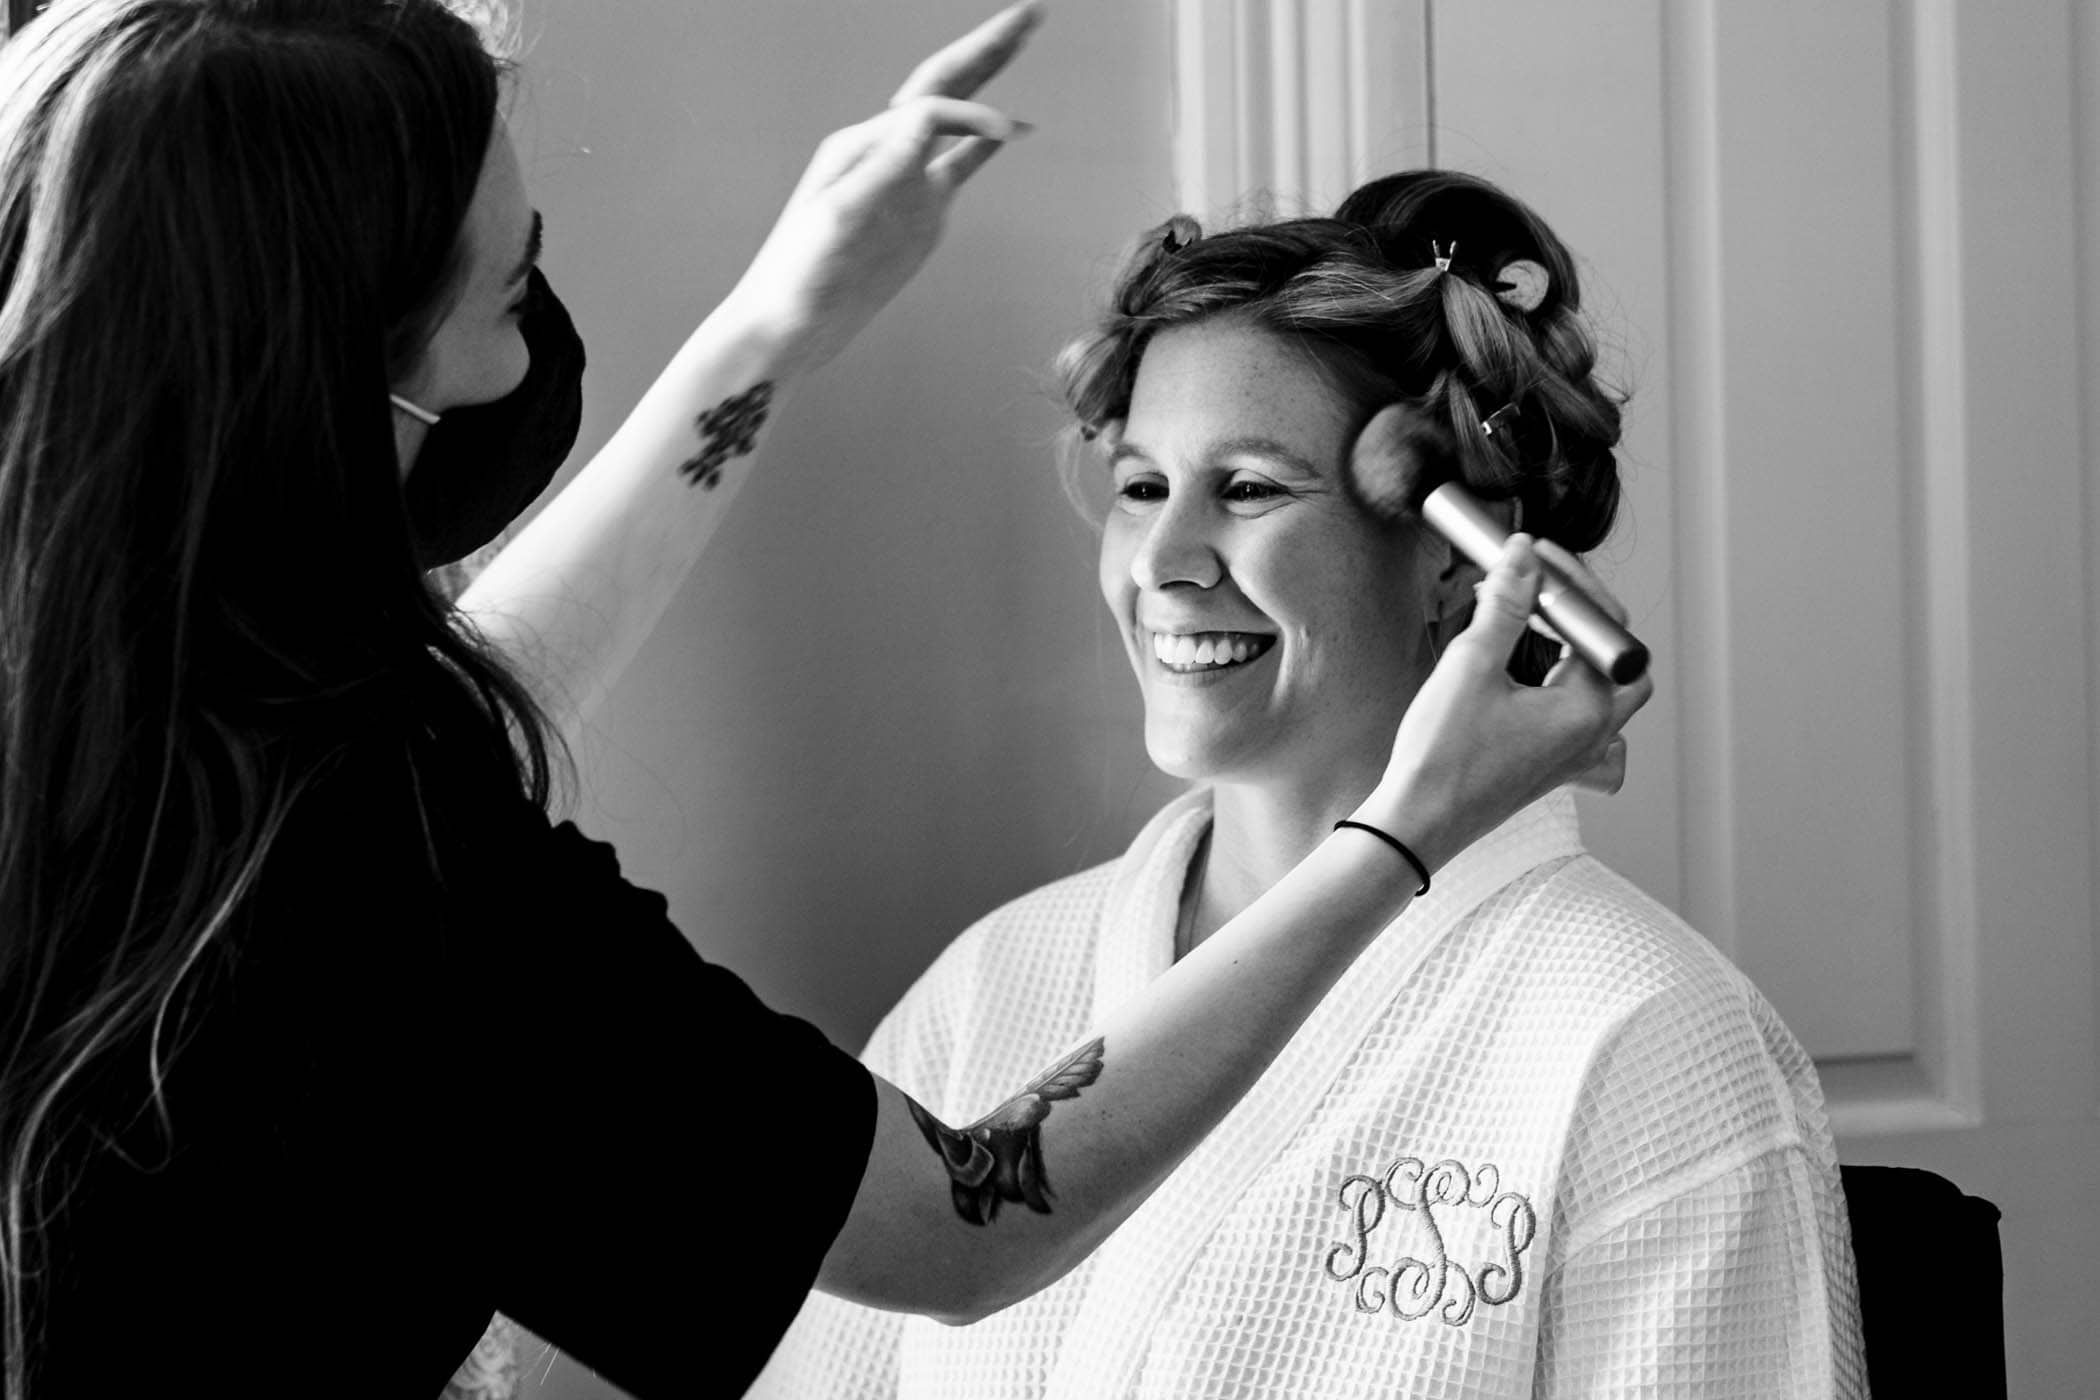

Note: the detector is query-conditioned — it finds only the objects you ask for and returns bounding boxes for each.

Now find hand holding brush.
[1348,403,1650,685]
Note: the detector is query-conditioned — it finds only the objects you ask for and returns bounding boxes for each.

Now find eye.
[1223,476,1284,503]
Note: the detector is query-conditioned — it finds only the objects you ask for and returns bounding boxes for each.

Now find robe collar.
[1091,786,1587,1026]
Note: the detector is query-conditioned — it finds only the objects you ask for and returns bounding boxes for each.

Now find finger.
[794,119,883,198]
[1609,668,1656,729]
[1572,736,1629,794]
[1474,577,1569,647]
[891,0,1044,104]
[1533,537,1631,627]
[928,133,1010,192]
[1450,534,1544,668]
[1539,639,1614,698]
[860,96,1024,177]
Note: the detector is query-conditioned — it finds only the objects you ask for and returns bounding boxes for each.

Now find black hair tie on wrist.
[1333,819,1432,896]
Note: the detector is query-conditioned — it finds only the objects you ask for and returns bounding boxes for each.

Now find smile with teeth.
[1150,631,1275,672]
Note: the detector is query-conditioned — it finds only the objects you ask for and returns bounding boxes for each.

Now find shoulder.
[936,860,1120,987]
[859,858,1118,1095]
[1481,853,1786,1056]
[1486,856,1835,1226]
[874,856,1118,1017]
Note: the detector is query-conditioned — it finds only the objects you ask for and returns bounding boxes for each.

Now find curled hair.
[0,3,546,1394]
[1057,170,1623,683]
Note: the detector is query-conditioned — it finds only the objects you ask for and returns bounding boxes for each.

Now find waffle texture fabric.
[752,788,1865,1399]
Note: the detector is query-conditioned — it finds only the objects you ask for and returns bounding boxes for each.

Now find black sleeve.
[468,818,877,1399]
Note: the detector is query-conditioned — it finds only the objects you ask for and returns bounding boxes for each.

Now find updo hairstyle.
[1057,170,1624,684]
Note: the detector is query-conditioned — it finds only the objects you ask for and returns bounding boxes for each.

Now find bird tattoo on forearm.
[909,1037,1106,1226]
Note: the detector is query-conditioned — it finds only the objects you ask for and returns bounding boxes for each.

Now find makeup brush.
[1347,402,1650,685]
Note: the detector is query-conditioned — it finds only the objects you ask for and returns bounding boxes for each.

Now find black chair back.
[1840,1164,2005,1399]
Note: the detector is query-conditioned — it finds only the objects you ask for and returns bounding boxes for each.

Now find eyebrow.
[1109,435,1326,480]
[508,211,543,286]
[1211,434,1327,479]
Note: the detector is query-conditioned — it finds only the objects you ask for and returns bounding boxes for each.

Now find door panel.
[1172,0,2099,1390]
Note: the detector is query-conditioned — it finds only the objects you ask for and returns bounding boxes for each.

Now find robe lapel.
[1088,787,1212,1028]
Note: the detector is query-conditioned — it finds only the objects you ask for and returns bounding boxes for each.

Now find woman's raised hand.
[722,0,1042,375]
[1369,535,1653,874]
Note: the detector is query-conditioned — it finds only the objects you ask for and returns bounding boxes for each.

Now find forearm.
[816,816,1423,1322]
[454,3,1043,752]
[455,297,794,749]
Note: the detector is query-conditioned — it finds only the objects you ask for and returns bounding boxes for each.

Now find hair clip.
[1159,216,1200,256]
[388,393,441,426]
[1493,259,1549,313]
[1481,402,1520,437]
[1431,239,1457,273]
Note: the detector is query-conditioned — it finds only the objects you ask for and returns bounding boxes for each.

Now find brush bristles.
[1346,402,1457,522]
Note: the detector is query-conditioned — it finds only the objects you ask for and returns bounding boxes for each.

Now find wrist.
[703,283,816,383]
[1350,772,1461,879]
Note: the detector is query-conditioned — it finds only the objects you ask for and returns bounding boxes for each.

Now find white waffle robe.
[753,789,1866,1399]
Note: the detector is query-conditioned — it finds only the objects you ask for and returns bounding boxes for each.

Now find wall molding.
[1840,0,1983,1136]
[1170,0,1430,220]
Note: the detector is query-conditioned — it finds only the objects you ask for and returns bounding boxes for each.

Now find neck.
[1177,758,1389,959]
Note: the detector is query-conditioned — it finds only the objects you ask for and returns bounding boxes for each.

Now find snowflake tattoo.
[677,379,775,490]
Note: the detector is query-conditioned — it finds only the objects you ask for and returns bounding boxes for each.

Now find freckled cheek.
[1266,575,1409,696]
[1097,524,1139,616]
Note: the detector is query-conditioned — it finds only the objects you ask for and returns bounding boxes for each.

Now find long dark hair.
[0,2,552,1391]
[1058,169,1624,684]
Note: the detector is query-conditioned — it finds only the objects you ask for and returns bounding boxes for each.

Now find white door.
[1172,1,2100,1392]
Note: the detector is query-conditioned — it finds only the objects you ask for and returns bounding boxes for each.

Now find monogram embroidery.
[1323,1156,1537,1325]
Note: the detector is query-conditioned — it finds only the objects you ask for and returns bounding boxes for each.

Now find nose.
[1128,491,1223,592]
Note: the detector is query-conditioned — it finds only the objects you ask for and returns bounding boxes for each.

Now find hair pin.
[1481,402,1520,437]
[1431,239,1457,273]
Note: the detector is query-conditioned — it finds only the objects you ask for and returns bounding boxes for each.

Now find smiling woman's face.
[1100,316,1450,789]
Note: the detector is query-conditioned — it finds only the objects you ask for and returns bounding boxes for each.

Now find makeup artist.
[0,2,1648,1396]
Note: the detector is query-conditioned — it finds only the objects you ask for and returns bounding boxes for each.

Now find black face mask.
[397,266,586,570]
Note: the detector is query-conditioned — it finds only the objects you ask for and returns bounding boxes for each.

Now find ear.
[1422,496,1519,640]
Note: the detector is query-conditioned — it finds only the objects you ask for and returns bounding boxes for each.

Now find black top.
[34,712,876,1398]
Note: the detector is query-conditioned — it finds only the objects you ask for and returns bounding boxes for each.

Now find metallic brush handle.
[1421,483,1650,685]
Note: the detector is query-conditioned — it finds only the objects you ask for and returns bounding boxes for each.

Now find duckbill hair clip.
[1492,259,1550,313]
[1430,238,1457,272]
[1481,402,1521,437]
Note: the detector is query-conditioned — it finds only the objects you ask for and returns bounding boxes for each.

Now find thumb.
[1453,534,1544,665]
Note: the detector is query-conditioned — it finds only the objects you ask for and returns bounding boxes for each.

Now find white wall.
[518,0,1180,1041]
[509,5,1175,1395]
